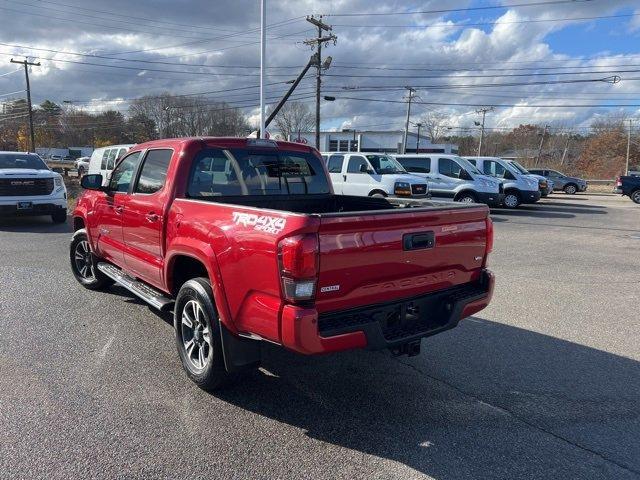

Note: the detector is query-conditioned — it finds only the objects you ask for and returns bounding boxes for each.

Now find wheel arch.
[454,189,478,201]
[368,189,388,197]
[165,245,235,333]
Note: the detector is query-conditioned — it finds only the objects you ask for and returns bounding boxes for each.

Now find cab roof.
[131,137,317,154]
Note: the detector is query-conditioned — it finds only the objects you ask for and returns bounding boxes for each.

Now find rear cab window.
[187,148,330,197]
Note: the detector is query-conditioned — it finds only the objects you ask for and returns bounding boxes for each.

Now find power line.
[322,0,593,17]
[325,69,640,79]
[332,12,638,28]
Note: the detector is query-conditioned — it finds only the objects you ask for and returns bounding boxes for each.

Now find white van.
[88,144,135,185]
[394,154,504,207]
[321,152,429,198]
[464,156,540,208]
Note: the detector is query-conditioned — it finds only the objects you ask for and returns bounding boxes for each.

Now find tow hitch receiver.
[390,340,421,357]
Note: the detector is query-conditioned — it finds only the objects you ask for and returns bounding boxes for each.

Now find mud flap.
[219,323,262,373]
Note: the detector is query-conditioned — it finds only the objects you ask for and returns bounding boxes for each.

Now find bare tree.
[420,111,449,143]
[269,102,314,140]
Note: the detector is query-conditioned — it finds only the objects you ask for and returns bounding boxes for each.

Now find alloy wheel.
[181,299,212,373]
[504,194,518,208]
[74,240,95,280]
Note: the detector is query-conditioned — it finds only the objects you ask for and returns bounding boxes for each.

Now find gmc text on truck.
[70,137,495,390]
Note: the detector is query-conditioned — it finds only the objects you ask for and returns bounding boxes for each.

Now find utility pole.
[535,124,550,166]
[626,119,632,175]
[403,87,416,154]
[304,16,336,150]
[475,107,493,156]
[10,58,40,152]
[259,0,266,139]
[560,135,570,165]
[415,122,423,153]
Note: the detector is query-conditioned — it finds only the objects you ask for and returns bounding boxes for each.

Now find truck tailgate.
[315,205,489,314]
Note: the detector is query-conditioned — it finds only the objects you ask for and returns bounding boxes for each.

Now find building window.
[349,140,358,152]
[329,140,338,151]
[339,140,349,152]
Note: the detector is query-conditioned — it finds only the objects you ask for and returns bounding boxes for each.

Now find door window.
[327,155,344,173]
[439,158,463,178]
[106,149,118,170]
[135,149,173,194]
[347,156,368,173]
[108,152,142,193]
[483,160,507,177]
[100,149,110,170]
[397,157,430,173]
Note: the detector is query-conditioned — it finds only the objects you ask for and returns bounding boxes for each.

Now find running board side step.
[97,262,174,311]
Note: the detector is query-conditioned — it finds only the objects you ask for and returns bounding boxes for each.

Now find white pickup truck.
[0,151,68,223]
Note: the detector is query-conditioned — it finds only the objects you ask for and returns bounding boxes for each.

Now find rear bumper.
[281,269,495,355]
[476,192,504,207]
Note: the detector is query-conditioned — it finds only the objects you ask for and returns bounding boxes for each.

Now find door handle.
[114,205,124,214]
[343,174,347,181]
[145,212,159,222]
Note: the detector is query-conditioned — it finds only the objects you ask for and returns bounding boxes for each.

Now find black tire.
[564,183,578,195]
[52,209,67,224]
[174,277,229,391]
[69,229,114,290]
[503,191,521,209]
[631,189,640,204]
[456,192,477,204]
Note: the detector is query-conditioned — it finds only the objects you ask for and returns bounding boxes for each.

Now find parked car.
[394,154,504,207]
[87,144,135,186]
[49,154,63,162]
[528,169,587,194]
[71,137,495,390]
[0,151,68,223]
[615,175,640,204]
[321,152,429,198]
[74,157,90,176]
[504,159,553,197]
[465,156,541,208]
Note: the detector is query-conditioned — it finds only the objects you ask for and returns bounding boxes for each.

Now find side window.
[439,158,463,178]
[398,157,430,173]
[106,149,118,170]
[483,160,506,177]
[327,154,344,173]
[108,152,142,193]
[100,149,110,170]
[117,148,127,159]
[347,156,368,173]
[467,158,477,166]
[135,149,173,194]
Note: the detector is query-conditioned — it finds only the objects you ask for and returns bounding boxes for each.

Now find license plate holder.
[17,201,33,210]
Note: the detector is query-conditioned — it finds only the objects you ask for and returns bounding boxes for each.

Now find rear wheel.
[631,189,640,204]
[503,191,521,209]
[456,192,477,203]
[174,277,229,391]
[564,184,577,194]
[69,229,113,290]
[52,209,67,224]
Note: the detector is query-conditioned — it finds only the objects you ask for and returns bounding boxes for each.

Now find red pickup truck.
[71,137,494,390]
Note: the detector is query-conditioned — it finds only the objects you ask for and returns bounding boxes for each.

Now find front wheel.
[564,184,577,194]
[631,190,640,204]
[503,192,521,209]
[69,229,114,290]
[174,278,229,391]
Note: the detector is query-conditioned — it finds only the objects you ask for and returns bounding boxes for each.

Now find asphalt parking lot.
[0,193,638,480]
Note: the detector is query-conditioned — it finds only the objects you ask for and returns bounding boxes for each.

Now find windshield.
[365,154,407,174]
[0,153,48,170]
[187,148,331,196]
[453,156,482,175]
[509,161,530,175]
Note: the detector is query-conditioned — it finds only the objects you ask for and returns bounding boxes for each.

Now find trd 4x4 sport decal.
[232,212,286,234]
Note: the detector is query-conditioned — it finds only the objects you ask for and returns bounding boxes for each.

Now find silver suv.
[528,169,587,194]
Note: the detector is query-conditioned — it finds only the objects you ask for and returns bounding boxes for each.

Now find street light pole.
[259,0,266,139]
[10,58,40,152]
[536,124,550,166]
[415,122,422,153]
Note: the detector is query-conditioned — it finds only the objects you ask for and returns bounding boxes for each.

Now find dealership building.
[290,130,458,154]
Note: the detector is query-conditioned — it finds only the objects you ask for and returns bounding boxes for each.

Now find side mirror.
[359,163,373,174]
[81,174,105,191]
[460,169,473,181]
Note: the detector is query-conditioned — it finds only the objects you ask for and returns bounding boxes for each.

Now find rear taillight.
[616,176,622,187]
[486,217,494,255]
[278,234,319,303]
